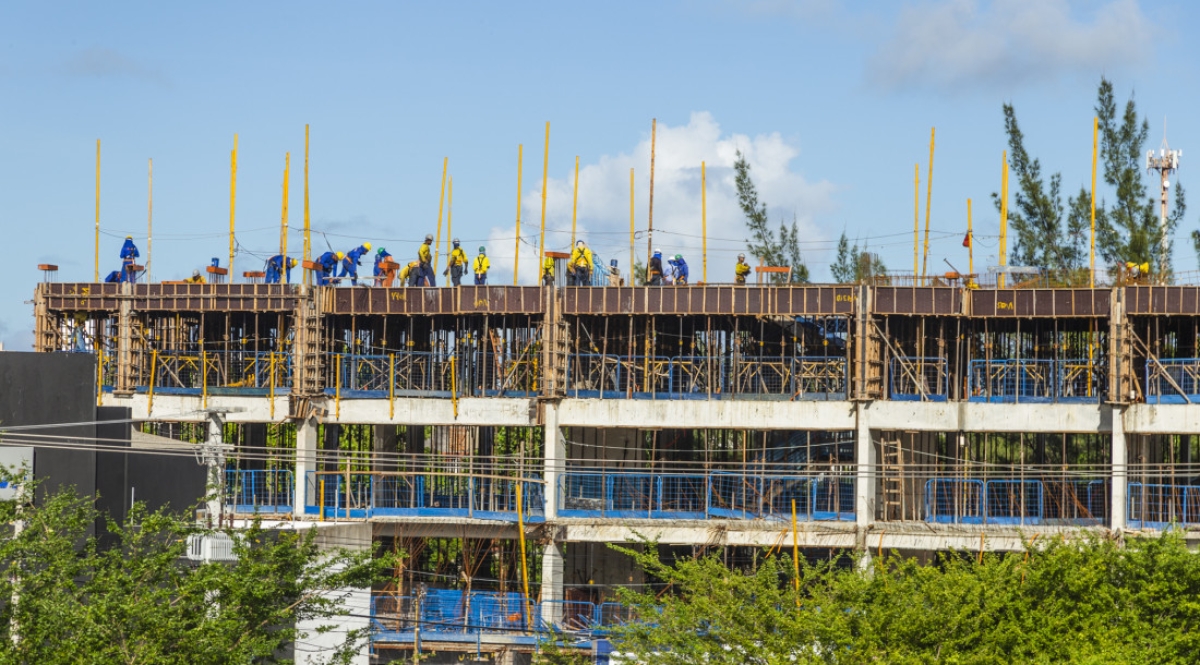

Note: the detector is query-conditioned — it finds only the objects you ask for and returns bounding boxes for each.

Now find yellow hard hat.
[336,251,345,260]
[364,242,372,251]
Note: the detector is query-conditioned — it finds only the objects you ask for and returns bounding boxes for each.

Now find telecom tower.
[1146,127,1182,276]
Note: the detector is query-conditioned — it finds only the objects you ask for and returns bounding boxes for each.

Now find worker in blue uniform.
[119,236,140,283]
[265,255,298,284]
[339,242,372,286]
[669,254,689,286]
[316,251,344,286]
[373,247,393,285]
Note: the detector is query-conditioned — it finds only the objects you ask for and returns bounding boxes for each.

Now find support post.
[540,540,564,628]
[294,416,318,518]
[542,401,564,520]
[204,411,229,527]
[1110,405,1128,532]
[854,400,875,534]
[514,145,523,285]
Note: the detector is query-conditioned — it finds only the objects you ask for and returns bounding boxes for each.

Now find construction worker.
[417,234,436,286]
[648,248,664,286]
[339,242,372,286]
[569,240,593,286]
[184,269,206,284]
[119,236,140,283]
[373,247,393,286]
[542,255,556,286]
[669,254,689,286]
[398,260,422,287]
[473,246,490,285]
[443,238,468,286]
[734,253,751,285]
[265,255,298,284]
[316,251,343,286]
[607,259,622,287]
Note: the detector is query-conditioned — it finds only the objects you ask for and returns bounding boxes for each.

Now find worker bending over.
[373,247,393,286]
[443,238,467,286]
[417,234,435,286]
[542,255,556,286]
[120,236,140,283]
[568,240,593,286]
[316,251,343,286]
[265,255,297,284]
[339,242,372,286]
[734,253,751,285]
[473,246,490,285]
[648,248,664,286]
[669,254,689,286]
[398,261,422,287]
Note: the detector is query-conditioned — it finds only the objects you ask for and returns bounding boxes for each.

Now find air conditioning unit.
[185,533,237,562]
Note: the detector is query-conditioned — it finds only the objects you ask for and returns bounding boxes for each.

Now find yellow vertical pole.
[202,349,208,410]
[148,349,157,416]
[922,128,936,279]
[516,482,532,631]
[335,354,342,420]
[913,164,919,279]
[1090,117,1098,288]
[647,118,656,268]
[304,124,312,283]
[514,145,523,285]
[570,156,579,247]
[702,161,708,283]
[999,151,1009,289]
[96,348,104,405]
[435,157,448,274]
[538,121,550,263]
[229,135,238,282]
[269,352,276,421]
[147,159,153,282]
[791,499,800,601]
[280,154,290,266]
[389,352,395,420]
[967,198,974,278]
[447,176,453,262]
[319,479,326,521]
[629,168,635,282]
[95,139,101,282]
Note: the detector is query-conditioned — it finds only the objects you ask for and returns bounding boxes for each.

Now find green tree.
[735,151,810,283]
[995,104,1087,271]
[0,476,397,665]
[831,231,888,284]
[1095,77,1187,274]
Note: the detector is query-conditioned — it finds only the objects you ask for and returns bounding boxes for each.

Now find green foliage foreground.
[0,479,397,665]
[609,536,1200,664]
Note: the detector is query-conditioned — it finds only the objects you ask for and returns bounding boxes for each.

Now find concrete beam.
[557,399,858,430]
[958,402,1110,434]
[1124,404,1200,433]
[330,397,536,426]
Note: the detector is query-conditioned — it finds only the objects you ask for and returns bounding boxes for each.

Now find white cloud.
[59,46,170,86]
[867,0,1153,92]
[484,112,837,284]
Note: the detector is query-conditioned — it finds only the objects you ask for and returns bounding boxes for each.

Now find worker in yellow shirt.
[443,238,468,286]
[473,246,490,285]
[184,269,206,284]
[569,240,593,286]
[398,261,422,287]
[542,255,556,286]
[417,234,435,286]
[734,253,751,285]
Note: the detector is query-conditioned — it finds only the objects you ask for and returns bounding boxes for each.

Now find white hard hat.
[192,269,201,278]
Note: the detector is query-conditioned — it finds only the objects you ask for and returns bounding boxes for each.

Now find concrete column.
[205,412,225,522]
[542,401,565,520]
[1110,405,1127,531]
[322,423,341,471]
[294,417,318,517]
[539,540,564,627]
[243,423,267,471]
[372,425,397,472]
[855,401,875,529]
[295,522,372,665]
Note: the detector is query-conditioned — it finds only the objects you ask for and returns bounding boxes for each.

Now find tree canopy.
[735,151,810,283]
[830,232,887,284]
[0,476,396,665]
[610,535,1200,664]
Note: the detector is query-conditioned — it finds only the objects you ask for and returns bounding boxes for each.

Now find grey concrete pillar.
[322,423,341,472]
[543,402,565,520]
[294,417,318,517]
[1110,406,1127,531]
[372,425,397,471]
[243,422,267,471]
[855,401,876,529]
[540,540,565,627]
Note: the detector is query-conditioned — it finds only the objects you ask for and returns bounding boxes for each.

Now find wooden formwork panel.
[1125,286,1200,315]
[456,286,544,313]
[43,283,298,312]
[561,286,855,315]
[873,287,962,315]
[323,286,543,315]
[969,289,1110,317]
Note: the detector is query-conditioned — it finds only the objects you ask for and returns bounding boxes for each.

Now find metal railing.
[304,471,544,521]
[558,471,855,522]
[1127,482,1200,529]
[968,359,1101,403]
[225,469,293,514]
[333,350,539,398]
[889,357,949,401]
[1145,359,1200,404]
[145,350,290,394]
[566,354,847,399]
[925,478,1108,525]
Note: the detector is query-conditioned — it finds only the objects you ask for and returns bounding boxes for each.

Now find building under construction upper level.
[30,272,1200,662]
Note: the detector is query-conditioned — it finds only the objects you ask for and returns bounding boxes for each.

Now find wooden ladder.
[880,438,905,521]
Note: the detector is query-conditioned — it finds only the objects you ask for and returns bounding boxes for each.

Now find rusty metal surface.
[1125,286,1200,315]
[969,289,1110,317]
[43,283,299,312]
[873,287,962,315]
[562,286,855,315]
[323,286,544,315]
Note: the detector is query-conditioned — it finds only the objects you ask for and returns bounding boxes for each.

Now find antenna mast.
[1146,120,1182,275]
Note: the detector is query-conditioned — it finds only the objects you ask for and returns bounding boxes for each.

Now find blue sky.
[1,0,1197,349]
